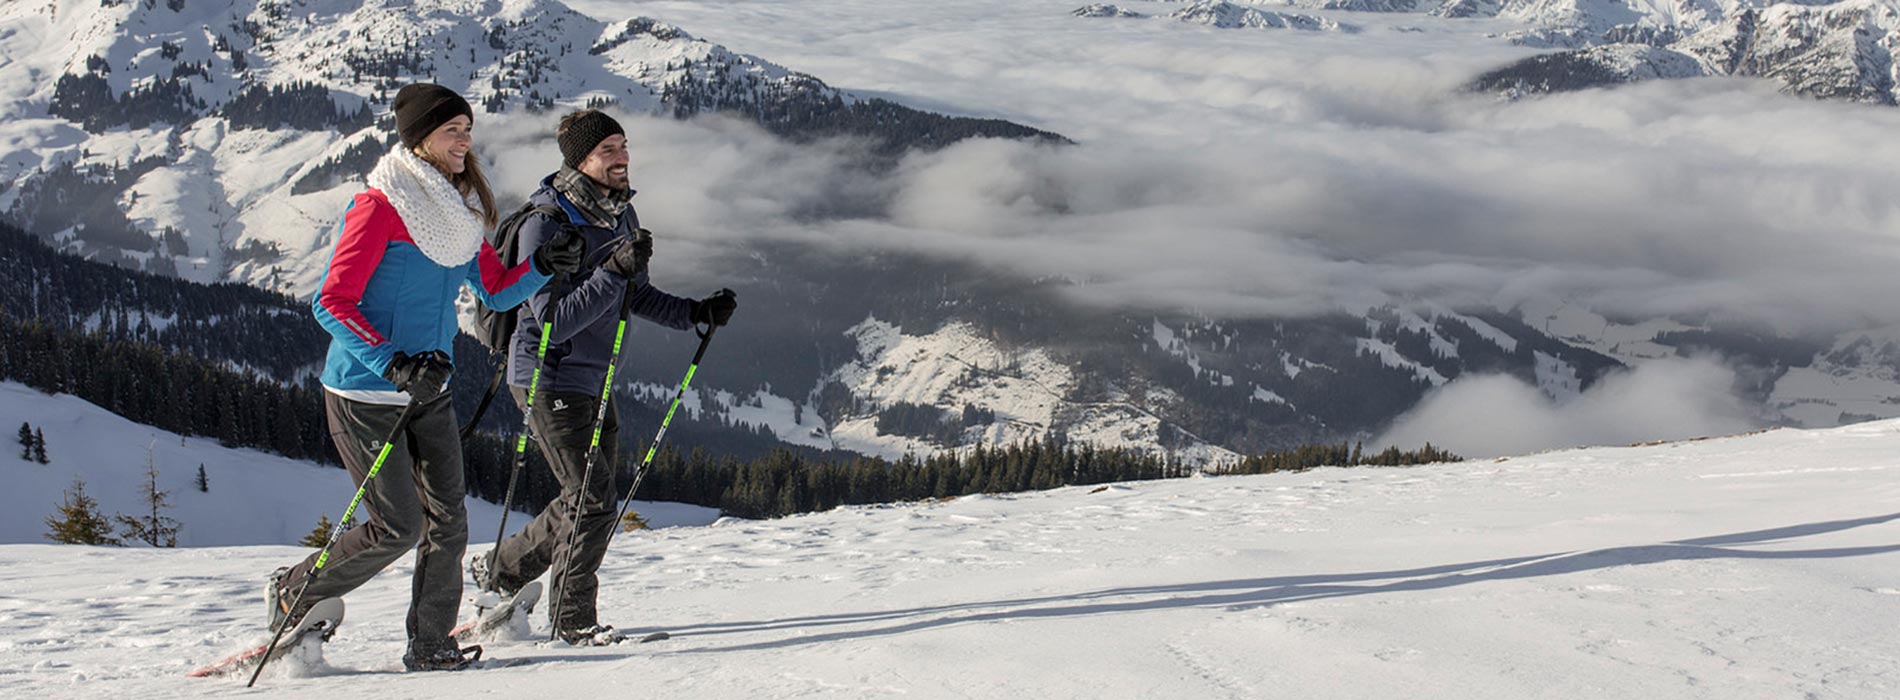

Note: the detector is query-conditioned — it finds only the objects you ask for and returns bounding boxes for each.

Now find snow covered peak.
[1475,0,1900,104]
[1073,3,1149,17]
[1498,0,1730,46]
[1493,0,1900,47]
[1169,1,1363,31]
[1676,0,1900,103]
[594,16,698,47]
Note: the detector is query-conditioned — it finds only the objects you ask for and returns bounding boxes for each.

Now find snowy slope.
[1770,325,1900,426]
[3,414,1900,695]
[820,318,1242,466]
[0,381,717,545]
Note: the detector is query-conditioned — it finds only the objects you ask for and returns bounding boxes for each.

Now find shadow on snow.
[660,512,1900,653]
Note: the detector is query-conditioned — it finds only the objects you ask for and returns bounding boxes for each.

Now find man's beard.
[600,166,629,190]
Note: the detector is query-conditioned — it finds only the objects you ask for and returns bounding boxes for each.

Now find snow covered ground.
[2,400,1898,696]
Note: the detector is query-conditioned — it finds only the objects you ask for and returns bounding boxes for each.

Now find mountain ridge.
[0,0,1065,288]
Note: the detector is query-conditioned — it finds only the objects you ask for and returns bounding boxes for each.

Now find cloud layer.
[542,1,1900,336]
[487,82,1900,337]
[1375,357,1758,458]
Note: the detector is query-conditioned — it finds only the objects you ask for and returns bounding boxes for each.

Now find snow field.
[1,414,1898,697]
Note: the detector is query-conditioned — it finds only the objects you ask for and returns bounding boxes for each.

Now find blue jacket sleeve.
[625,274,696,331]
[517,212,628,345]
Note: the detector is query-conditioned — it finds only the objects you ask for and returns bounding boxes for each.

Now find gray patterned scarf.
[552,166,631,229]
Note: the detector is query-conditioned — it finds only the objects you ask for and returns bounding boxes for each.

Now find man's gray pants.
[279,392,468,656]
[487,387,619,632]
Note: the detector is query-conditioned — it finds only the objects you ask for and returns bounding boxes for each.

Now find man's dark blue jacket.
[509,174,695,397]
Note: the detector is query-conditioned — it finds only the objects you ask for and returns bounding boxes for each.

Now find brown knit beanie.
[558,110,626,169]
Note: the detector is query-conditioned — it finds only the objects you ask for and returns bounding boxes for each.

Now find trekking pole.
[604,323,716,552]
[249,369,444,686]
[547,290,638,641]
[478,281,569,595]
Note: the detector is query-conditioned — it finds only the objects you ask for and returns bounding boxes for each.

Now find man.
[478,109,738,645]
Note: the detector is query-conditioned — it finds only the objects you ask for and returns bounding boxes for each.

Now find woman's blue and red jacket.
[312,188,551,392]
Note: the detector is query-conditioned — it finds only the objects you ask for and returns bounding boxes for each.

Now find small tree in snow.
[195,464,209,493]
[302,514,351,547]
[32,428,48,464]
[17,422,31,459]
[620,509,649,532]
[45,478,120,545]
[117,447,181,547]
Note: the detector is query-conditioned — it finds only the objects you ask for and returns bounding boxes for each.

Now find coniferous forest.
[0,221,1457,529]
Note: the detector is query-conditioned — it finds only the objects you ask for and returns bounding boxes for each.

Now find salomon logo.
[552,399,569,412]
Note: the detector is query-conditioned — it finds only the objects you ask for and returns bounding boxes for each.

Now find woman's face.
[418,115,473,175]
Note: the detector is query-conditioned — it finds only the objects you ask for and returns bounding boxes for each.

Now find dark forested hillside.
[0,221,327,376]
[0,221,885,515]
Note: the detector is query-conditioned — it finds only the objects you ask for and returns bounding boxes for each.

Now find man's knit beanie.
[559,110,626,169]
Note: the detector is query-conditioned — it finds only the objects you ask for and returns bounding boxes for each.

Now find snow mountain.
[0,0,1060,289]
[1102,0,1900,104]
[1073,1,1362,31]
[1167,1,1364,31]
[1073,4,1151,18]
[1768,325,1900,427]
[672,246,1871,463]
[1473,0,1900,103]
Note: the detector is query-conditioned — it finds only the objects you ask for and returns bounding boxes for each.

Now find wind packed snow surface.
[3,416,1900,697]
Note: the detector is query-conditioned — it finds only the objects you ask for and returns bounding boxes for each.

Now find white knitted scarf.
[365,145,486,267]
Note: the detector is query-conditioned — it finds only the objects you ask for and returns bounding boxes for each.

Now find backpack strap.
[461,365,509,442]
[461,202,577,440]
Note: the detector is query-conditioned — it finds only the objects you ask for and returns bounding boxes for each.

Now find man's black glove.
[690,288,738,327]
[532,226,585,275]
[383,350,453,404]
[600,228,653,279]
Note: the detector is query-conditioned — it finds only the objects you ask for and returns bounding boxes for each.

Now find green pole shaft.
[481,318,554,593]
[607,325,716,561]
[547,303,633,640]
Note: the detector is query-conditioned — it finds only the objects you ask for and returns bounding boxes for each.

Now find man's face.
[579,134,630,190]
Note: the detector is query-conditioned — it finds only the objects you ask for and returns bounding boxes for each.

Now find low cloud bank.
[1376,357,1757,458]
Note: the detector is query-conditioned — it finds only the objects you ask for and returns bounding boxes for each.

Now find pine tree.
[32,428,47,464]
[620,509,649,532]
[116,448,181,547]
[195,464,209,493]
[302,514,350,547]
[17,422,31,459]
[45,478,120,545]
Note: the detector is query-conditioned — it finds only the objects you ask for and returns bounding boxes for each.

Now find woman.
[272,83,583,671]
